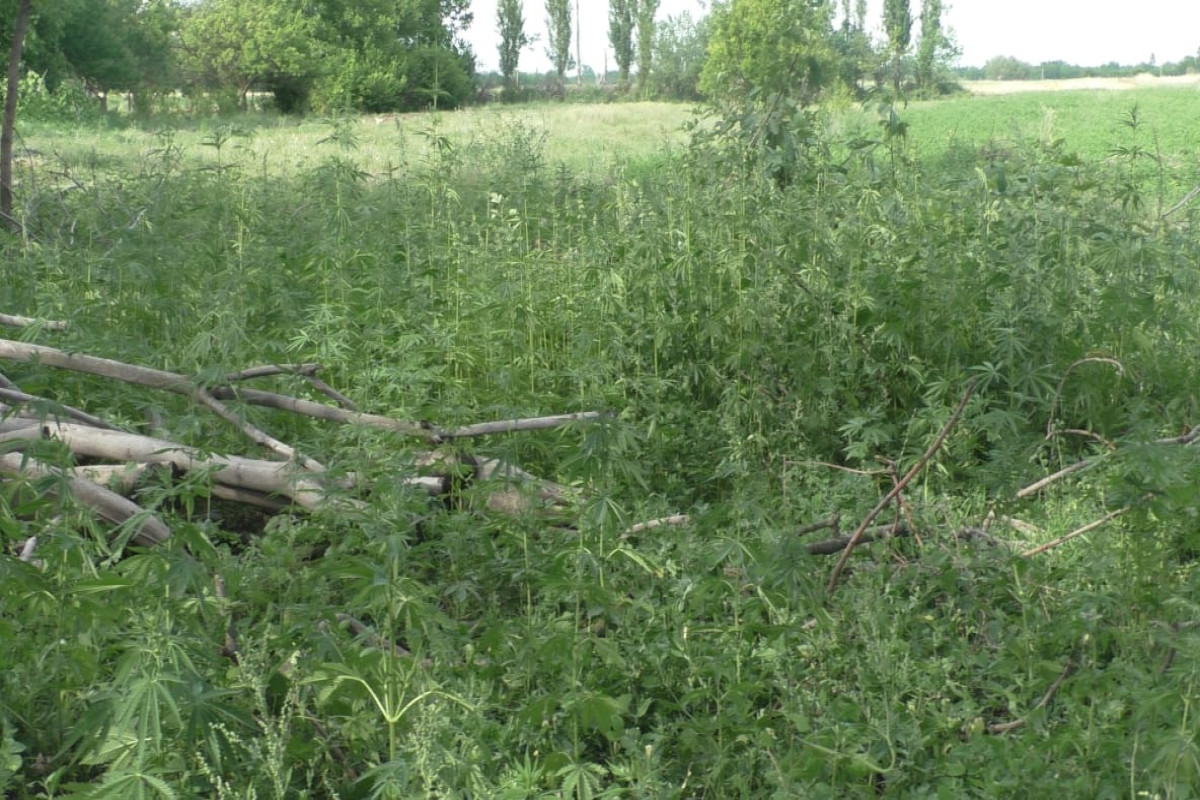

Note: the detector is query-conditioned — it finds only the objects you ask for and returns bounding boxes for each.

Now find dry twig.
[826,379,976,593]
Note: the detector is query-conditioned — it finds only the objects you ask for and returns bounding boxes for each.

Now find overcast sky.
[463,0,1200,72]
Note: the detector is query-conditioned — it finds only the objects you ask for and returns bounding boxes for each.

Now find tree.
[915,0,941,95]
[608,0,635,91]
[699,0,836,102]
[497,0,530,94]
[882,0,911,92]
[179,0,318,111]
[1,0,31,229]
[651,10,707,100]
[635,0,659,96]
[545,0,573,87]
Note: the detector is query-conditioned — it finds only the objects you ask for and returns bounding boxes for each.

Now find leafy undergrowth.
[2,102,1200,798]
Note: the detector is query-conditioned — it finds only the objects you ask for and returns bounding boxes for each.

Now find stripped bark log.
[0,451,171,546]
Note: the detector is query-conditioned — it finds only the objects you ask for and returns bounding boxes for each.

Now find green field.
[3,88,1200,798]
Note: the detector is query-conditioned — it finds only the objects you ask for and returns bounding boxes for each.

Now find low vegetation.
[2,88,1200,798]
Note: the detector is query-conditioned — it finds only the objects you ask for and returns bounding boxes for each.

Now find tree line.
[11,0,1193,118]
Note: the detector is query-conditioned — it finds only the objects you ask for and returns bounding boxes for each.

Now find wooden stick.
[827,379,976,593]
[986,659,1073,734]
[444,411,608,439]
[1020,506,1133,557]
[0,313,68,331]
[224,363,323,381]
[621,514,691,538]
[0,386,122,430]
[0,452,171,546]
[1016,458,1100,499]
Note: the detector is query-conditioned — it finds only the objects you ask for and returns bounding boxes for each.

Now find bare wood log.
[0,313,68,331]
[1015,457,1100,499]
[0,452,170,546]
[25,421,330,510]
[621,514,691,539]
[0,339,323,471]
[827,379,976,593]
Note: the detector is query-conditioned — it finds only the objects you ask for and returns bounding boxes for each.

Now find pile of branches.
[0,319,600,549]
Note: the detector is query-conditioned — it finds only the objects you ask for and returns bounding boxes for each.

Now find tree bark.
[1,0,33,229]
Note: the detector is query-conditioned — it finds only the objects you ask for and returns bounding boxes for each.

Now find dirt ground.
[963,73,1200,95]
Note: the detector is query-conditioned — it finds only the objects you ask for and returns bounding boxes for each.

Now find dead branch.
[986,659,1073,734]
[1046,358,1123,439]
[214,574,239,663]
[796,514,840,537]
[0,313,68,331]
[0,451,170,546]
[805,520,910,555]
[827,379,977,593]
[1163,184,1200,218]
[621,514,691,538]
[1016,458,1101,499]
[209,385,431,439]
[0,386,122,430]
[444,411,608,439]
[0,339,323,471]
[224,364,323,381]
[1020,505,1134,557]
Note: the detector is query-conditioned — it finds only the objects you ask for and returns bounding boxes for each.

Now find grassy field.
[3,87,1200,798]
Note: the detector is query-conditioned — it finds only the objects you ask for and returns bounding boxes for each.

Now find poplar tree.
[915,0,942,96]
[608,0,635,90]
[635,0,659,95]
[883,0,912,93]
[545,0,574,87]
[498,0,530,94]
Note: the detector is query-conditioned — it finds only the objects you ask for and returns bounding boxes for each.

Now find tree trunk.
[1,0,33,230]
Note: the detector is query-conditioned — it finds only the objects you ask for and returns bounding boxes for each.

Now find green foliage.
[497,0,531,92]
[608,0,636,91]
[914,0,942,95]
[634,0,659,97]
[544,0,574,85]
[700,0,837,103]
[882,0,912,91]
[178,0,319,110]
[3,90,1200,796]
[650,10,708,101]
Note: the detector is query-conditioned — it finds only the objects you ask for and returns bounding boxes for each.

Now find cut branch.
[827,379,976,593]
[0,313,68,331]
[1020,505,1134,557]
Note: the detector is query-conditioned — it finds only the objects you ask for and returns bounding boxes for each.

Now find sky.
[463,0,1200,73]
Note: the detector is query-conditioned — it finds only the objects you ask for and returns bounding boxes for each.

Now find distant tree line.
[957,52,1200,82]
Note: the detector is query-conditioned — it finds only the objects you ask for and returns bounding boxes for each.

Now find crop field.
[3,85,1200,798]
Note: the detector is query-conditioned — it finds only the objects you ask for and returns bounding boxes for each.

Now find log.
[0,451,170,546]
